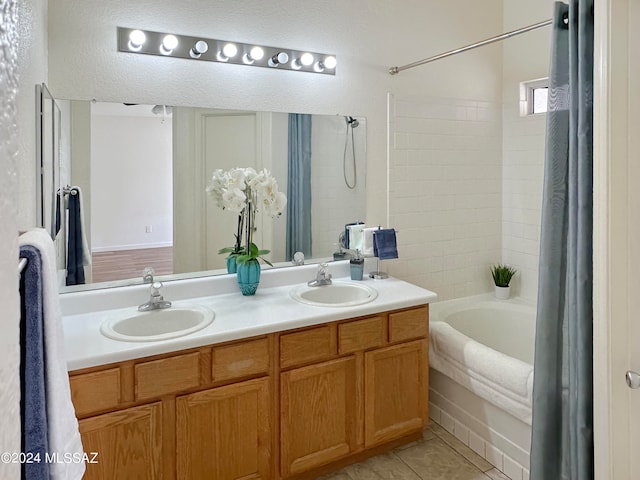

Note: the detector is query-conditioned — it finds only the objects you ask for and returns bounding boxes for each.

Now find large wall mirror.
[57,99,366,292]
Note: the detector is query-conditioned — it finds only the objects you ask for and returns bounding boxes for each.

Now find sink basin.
[290,281,378,307]
[100,305,215,342]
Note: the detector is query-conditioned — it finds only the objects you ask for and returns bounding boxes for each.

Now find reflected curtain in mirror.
[286,114,312,260]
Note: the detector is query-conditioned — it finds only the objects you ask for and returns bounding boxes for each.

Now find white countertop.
[61,261,437,371]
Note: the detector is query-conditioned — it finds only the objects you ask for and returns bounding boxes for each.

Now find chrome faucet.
[138,281,172,311]
[308,263,332,287]
[143,266,155,284]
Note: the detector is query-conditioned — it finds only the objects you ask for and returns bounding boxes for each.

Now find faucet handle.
[150,281,163,296]
[318,263,331,279]
[143,266,155,283]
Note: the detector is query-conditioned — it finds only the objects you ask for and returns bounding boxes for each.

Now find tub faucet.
[138,281,172,312]
[308,263,332,287]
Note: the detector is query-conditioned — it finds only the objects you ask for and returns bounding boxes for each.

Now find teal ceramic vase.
[237,260,261,296]
[226,255,238,274]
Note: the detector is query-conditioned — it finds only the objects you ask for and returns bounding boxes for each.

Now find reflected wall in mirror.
[58,100,366,292]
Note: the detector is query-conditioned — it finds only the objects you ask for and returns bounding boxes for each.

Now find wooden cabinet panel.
[364,340,428,447]
[280,325,336,369]
[135,352,201,400]
[70,368,121,417]
[213,337,270,382]
[280,357,358,477]
[388,306,429,343]
[79,403,163,480]
[338,316,385,354]
[176,377,271,480]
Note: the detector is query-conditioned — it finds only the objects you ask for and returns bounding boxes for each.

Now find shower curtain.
[286,114,312,260]
[530,1,594,480]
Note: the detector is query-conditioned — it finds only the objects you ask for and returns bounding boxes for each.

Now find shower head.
[345,116,359,128]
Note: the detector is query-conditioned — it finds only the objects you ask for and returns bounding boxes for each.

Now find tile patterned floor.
[319,423,510,480]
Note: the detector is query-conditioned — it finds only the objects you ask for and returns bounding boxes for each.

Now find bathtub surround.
[530,2,594,479]
[388,95,502,300]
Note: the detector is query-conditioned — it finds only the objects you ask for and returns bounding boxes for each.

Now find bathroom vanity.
[62,263,436,479]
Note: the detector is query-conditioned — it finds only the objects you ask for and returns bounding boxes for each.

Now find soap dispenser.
[350,249,364,280]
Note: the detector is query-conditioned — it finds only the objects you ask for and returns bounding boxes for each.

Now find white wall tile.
[486,444,504,471]
[503,455,523,480]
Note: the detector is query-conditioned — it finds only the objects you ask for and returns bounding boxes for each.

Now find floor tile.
[343,452,421,480]
[395,437,489,480]
[394,428,437,451]
[316,471,352,480]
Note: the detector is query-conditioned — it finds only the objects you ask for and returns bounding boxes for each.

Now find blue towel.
[66,189,85,286]
[19,245,51,480]
[373,228,399,260]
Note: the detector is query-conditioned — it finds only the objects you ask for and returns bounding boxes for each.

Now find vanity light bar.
[117,27,337,76]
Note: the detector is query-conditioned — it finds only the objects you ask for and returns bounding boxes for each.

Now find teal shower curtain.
[286,114,312,260]
[530,1,594,479]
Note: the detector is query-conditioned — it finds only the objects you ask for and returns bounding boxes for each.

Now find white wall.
[47,0,505,239]
[0,0,47,472]
[501,0,554,300]
[90,112,173,251]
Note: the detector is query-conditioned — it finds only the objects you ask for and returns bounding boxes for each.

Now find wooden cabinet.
[176,377,271,480]
[364,340,428,447]
[69,305,429,480]
[79,403,163,480]
[280,357,358,477]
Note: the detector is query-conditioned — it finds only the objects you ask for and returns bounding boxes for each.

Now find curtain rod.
[389,18,553,75]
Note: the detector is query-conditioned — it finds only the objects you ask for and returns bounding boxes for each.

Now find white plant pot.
[494,285,510,300]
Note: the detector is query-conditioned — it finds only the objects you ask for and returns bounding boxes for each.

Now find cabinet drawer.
[338,316,385,354]
[70,367,121,417]
[280,325,336,369]
[135,352,201,401]
[388,306,429,343]
[213,337,270,382]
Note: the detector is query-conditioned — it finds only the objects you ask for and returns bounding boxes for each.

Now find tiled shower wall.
[388,96,502,301]
[501,106,545,301]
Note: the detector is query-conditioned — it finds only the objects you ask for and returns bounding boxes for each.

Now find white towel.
[72,186,91,266]
[347,224,364,251]
[361,227,378,256]
[20,229,86,480]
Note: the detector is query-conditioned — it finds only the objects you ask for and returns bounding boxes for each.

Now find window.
[520,78,549,116]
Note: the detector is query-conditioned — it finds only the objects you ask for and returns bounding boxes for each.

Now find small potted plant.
[490,264,517,300]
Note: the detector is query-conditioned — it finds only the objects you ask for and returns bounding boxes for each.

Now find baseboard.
[91,242,173,253]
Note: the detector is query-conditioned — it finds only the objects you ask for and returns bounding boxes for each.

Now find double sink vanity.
[61,261,437,479]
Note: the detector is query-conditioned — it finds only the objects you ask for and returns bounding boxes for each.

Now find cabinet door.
[79,402,163,480]
[176,377,271,480]
[280,356,358,477]
[364,340,427,447]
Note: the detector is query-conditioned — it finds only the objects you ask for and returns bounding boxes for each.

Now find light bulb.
[160,34,178,55]
[223,43,238,58]
[190,40,209,58]
[250,46,264,61]
[268,52,289,67]
[323,55,337,69]
[128,30,146,51]
[243,46,265,64]
[217,43,238,62]
[300,53,314,66]
[313,61,325,73]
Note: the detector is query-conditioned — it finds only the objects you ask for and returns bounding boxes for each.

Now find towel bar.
[18,257,28,274]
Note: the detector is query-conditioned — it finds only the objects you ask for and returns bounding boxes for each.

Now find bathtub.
[428,294,535,478]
